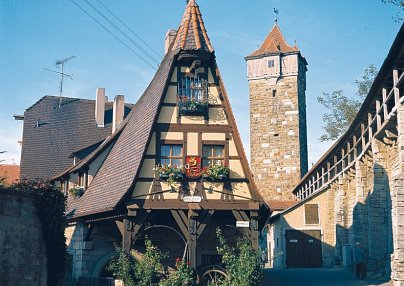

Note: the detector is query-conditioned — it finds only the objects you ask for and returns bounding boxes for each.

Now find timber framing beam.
[127,199,258,211]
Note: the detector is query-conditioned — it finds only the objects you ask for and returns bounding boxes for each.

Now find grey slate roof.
[69,50,176,218]
[20,96,132,181]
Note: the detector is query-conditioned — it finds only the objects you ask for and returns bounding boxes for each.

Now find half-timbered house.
[54,0,269,282]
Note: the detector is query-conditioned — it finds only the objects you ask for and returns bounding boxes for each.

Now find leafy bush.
[107,245,137,286]
[108,240,167,286]
[136,240,167,286]
[215,228,262,286]
[160,258,194,286]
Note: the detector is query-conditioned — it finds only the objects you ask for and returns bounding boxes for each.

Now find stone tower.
[245,22,308,201]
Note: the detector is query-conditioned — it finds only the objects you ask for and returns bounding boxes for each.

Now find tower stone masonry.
[246,22,308,201]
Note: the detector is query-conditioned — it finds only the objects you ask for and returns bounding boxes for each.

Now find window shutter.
[305,204,319,225]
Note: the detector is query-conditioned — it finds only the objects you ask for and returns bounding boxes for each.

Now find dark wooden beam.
[171,210,189,238]
[156,123,231,133]
[127,199,256,210]
[197,210,214,236]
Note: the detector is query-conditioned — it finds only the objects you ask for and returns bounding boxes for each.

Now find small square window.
[202,145,224,167]
[160,144,183,166]
[268,60,274,68]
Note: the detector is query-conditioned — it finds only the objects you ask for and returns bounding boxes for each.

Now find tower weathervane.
[273,8,279,23]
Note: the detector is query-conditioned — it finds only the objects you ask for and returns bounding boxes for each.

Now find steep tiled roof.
[69,50,176,218]
[247,22,298,58]
[20,96,132,181]
[0,165,20,186]
[172,0,214,54]
[68,0,269,219]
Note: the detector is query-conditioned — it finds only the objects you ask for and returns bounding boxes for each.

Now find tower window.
[268,60,275,68]
[272,90,277,97]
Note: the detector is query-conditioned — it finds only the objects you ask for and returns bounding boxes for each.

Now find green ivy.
[216,228,262,286]
[8,181,67,286]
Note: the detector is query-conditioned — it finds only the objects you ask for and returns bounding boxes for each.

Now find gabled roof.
[69,50,176,218]
[172,0,214,55]
[246,22,298,59]
[67,0,268,219]
[20,96,133,181]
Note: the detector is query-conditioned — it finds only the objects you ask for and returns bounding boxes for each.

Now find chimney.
[95,88,106,127]
[112,95,125,133]
[165,29,177,54]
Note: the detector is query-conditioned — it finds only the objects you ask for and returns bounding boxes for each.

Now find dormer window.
[178,74,209,118]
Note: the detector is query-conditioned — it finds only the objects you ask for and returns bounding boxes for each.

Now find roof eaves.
[68,49,176,219]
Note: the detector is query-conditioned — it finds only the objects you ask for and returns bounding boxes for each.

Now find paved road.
[262,268,391,286]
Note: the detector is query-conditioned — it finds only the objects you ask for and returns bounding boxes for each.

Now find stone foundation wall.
[67,221,119,281]
[0,189,47,286]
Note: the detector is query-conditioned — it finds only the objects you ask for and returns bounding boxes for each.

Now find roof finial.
[273,8,279,23]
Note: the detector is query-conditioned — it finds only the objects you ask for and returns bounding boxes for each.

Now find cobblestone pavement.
[262,268,392,286]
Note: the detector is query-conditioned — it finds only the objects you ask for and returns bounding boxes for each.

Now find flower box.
[201,164,230,181]
[69,186,84,198]
[178,99,208,116]
[154,164,185,186]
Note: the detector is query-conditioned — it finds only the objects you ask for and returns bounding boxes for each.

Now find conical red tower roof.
[172,0,214,54]
[247,22,298,58]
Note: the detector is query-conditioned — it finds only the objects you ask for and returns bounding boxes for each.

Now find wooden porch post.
[122,218,133,253]
[122,210,151,253]
[188,210,198,269]
[250,210,259,251]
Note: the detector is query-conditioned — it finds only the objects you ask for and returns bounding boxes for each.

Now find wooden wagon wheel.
[198,265,227,285]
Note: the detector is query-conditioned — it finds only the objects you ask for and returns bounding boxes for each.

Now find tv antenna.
[44,55,76,108]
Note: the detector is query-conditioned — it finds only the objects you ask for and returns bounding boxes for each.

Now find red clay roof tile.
[172,0,214,54]
[0,165,20,186]
[247,22,298,58]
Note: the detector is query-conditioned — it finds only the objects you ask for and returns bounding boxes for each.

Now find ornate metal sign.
[185,156,202,179]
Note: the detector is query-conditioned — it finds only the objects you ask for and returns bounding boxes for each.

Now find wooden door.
[285,229,322,268]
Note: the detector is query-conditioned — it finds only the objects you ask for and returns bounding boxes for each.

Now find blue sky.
[0,0,402,166]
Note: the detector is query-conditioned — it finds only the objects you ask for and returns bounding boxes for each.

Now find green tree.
[215,228,262,286]
[382,0,404,22]
[318,65,378,142]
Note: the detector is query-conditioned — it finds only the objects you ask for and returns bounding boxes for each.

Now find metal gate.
[285,229,322,268]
